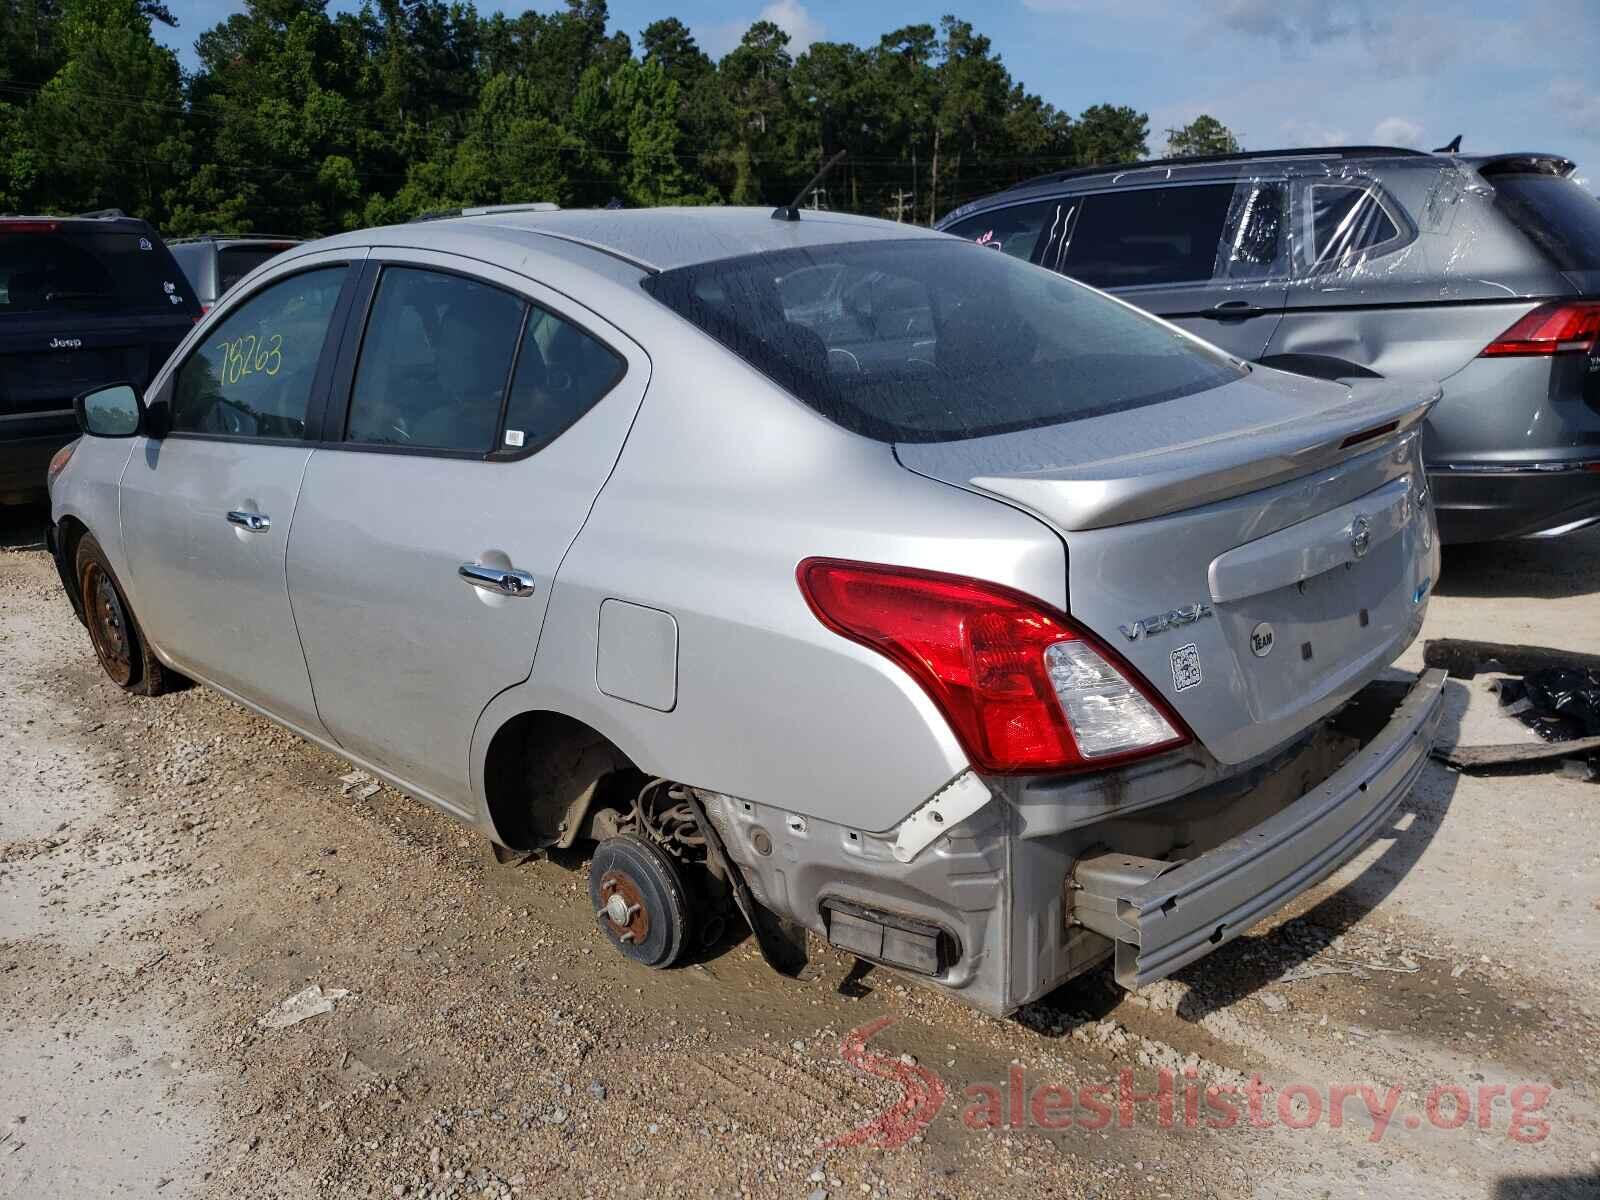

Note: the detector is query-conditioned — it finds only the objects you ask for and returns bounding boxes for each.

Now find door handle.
[1204,300,1265,321]
[226,510,271,533]
[458,563,537,598]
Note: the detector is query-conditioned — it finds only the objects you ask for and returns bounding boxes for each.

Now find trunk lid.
[896,367,1441,764]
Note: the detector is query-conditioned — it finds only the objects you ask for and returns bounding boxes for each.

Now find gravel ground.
[1,504,1597,1200]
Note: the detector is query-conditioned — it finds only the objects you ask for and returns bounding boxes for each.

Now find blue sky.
[154,0,1599,184]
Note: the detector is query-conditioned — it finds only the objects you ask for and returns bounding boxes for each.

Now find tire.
[75,533,170,696]
[589,835,692,969]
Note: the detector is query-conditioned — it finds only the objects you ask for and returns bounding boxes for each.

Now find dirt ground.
[1,504,1597,1200]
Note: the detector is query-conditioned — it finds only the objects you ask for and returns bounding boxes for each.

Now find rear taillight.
[797,558,1188,774]
[0,221,59,234]
[1480,301,1600,357]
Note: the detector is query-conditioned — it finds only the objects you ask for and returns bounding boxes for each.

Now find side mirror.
[74,382,144,438]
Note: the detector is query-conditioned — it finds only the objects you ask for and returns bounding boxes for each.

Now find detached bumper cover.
[1094,668,1445,989]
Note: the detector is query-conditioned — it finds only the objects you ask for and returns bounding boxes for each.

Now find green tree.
[1074,102,1148,166]
[1164,114,1240,158]
[26,0,189,221]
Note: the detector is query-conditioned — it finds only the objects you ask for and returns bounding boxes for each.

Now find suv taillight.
[797,558,1189,774]
[1480,300,1600,357]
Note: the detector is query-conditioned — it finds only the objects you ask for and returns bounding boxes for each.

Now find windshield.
[1492,173,1600,272]
[642,238,1243,443]
[0,229,199,316]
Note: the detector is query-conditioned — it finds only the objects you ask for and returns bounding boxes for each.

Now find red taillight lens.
[797,558,1189,774]
[1480,301,1600,357]
[0,221,59,234]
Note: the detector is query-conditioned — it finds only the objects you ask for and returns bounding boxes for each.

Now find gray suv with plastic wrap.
[1,211,199,503]
[940,146,1600,543]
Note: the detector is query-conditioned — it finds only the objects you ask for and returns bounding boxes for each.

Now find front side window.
[1061,184,1238,288]
[172,266,346,439]
[944,200,1057,260]
[642,238,1243,444]
[345,267,525,452]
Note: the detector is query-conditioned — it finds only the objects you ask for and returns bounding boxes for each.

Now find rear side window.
[1299,184,1404,272]
[1060,184,1238,288]
[172,266,346,439]
[642,238,1243,444]
[1491,173,1600,271]
[943,201,1057,260]
[0,228,198,315]
[503,307,624,455]
[219,244,295,294]
[346,268,525,452]
[344,266,624,456]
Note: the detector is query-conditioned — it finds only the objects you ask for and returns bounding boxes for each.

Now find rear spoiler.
[971,379,1440,531]
[1474,155,1576,179]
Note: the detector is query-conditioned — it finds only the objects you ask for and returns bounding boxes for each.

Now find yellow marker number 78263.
[214,332,284,384]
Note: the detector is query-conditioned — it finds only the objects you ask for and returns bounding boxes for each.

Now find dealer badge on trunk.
[1250,622,1275,657]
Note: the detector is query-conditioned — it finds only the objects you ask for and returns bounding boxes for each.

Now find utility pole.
[888,189,914,222]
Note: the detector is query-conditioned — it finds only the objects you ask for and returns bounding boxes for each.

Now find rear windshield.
[641,239,1243,443]
[219,243,294,293]
[1491,173,1600,272]
[0,228,198,316]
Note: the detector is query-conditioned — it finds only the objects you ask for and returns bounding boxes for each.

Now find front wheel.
[75,533,170,696]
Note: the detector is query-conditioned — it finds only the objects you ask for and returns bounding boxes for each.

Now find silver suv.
[940,146,1600,542]
[48,208,1443,1017]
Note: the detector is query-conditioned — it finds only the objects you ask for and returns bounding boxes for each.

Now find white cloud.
[1372,116,1424,148]
[701,0,825,60]
[761,0,824,55]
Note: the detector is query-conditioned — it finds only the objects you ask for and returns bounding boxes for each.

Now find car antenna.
[772,150,847,221]
[1433,134,1462,154]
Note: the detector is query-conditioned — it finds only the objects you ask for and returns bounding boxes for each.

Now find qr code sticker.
[1170,643,1202,692]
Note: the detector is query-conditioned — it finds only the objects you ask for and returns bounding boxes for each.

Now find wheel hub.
[598,871,650,944]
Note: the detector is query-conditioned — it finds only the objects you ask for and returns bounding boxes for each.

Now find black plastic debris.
[1426,642,1600,777]
[1498,668,1600,742]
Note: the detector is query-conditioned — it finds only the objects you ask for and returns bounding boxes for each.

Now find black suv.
[166,233,301,312]
[1,211,199,503]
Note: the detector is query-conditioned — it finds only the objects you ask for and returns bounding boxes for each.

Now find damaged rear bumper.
[1072,668,1446,988]
[705,669,1446,1017]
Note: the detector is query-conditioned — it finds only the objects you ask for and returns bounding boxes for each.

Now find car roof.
[939,147,1578,226]
[0,212,157,232]
[312,206,945,273]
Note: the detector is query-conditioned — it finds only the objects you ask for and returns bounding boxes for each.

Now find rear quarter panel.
[472,322,1070,834]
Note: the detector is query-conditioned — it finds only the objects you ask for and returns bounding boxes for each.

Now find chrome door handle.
[458,563,537,597]
[226,510,271,532]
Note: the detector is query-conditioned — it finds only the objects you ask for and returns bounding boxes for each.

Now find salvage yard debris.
[339,770,381,801]
[1423,639,1600,777]
[1422,637,1600,680]
[1433,734,1600,772]
[257,984,352,1030]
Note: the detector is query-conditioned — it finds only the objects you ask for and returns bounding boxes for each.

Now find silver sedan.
[48,206,1444,1017]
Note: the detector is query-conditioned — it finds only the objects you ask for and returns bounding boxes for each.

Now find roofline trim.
[1001,145,1435,194]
